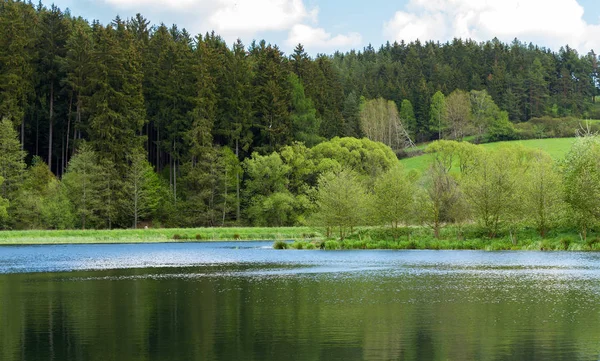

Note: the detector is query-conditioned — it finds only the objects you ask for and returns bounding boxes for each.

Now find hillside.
[400,137,577,172]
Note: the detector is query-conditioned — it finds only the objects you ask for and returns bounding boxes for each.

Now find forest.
[1,0,600,234]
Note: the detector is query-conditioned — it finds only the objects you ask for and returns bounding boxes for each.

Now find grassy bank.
[2,226,598,251]
[275,226,600,251]
[0,227,323,245]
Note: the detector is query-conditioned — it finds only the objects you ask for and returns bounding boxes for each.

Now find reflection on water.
[1,243,600,360]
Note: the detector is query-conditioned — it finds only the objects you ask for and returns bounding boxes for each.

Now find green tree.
[313,168,371,240]
[461,146,529,238]
[10,157,55,228]
[0,177,9,228]
[62,144,102,229]
[417,162,463,239]
[87,22,146,168]
[0,0,35,127]
[430,91,447,140]
[289,73,322,147]
[0,118,26,201]
[40,178,75,229]
[523,151,564,237]
[124,149,161,228]
[311,137,397,180]
[243,151,308,226]
[373,165,415,239]
[342,91,361,138]
[63,18,94,163]
[445,90,471,141]
[36,4,71,171]
[562,136,600,240]
[399,99,416,139]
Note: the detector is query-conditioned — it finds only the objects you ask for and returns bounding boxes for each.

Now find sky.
[48,0,600,56]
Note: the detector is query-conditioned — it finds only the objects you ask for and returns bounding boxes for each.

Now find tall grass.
[0,227,323,245]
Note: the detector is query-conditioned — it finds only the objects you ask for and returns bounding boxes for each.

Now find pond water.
[1,242,600,360]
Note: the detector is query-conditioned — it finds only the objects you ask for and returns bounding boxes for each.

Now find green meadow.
[401,137,576,172]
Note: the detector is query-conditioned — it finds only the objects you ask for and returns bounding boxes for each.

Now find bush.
[291,240,305,249]
[560,238,571,250]
[324,240,341,250]
[273,240,289,249]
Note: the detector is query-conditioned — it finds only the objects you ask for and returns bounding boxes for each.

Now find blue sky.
[48,0,600,55]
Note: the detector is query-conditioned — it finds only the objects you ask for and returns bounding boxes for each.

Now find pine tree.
[36,4,70,171]
[87,21,146,168]
[124,149,160,228]
[63,18,94,165]
[0,1,35,128]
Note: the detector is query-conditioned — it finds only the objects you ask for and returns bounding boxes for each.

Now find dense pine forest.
[1,0,600,232]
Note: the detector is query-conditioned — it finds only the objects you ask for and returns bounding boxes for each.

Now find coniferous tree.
[0,0,36,130]
[62,144,102,229]
[36,4,70,171]
[0,118,26,202]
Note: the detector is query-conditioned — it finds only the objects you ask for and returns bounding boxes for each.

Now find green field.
[401,137,577,172]
[0,227,323,245]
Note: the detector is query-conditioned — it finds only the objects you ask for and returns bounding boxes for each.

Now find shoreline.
[0,227,598,251]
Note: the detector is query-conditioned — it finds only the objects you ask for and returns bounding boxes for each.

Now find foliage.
[373,165,415,239]
[561,137,600,240]
[313,169,371,240]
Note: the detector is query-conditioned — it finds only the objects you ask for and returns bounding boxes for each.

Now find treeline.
[312,137,600,242]
[1,1,600,229]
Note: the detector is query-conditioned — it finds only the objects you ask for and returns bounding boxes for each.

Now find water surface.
[1,242,599,360]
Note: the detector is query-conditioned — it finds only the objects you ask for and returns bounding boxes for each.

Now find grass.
[2,225,597,252]
[400,137,576,172]
[273,225,600,252]
[0,227,323,245]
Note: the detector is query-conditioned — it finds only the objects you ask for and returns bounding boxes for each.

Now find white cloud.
[207,0,318,35]
[286,24,362,52]
[101,0,358,52]
[384,0,600,53]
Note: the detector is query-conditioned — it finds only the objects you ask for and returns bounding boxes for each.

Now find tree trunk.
[236,139,240,223]
[21,116,25,150]
[222,164,228,227]
[66,93,72,169]
[73,97,80,157]
[48,83,54,171]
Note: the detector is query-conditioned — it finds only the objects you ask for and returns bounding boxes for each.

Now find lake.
[1,242,600,360]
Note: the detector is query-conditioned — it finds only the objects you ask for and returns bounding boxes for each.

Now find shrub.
[324,240,341,250]
[273,240,289,249]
